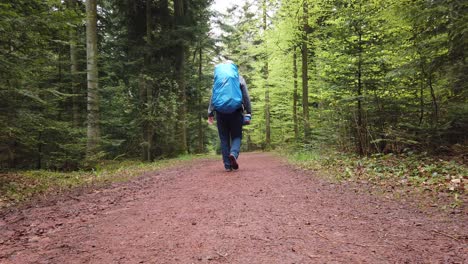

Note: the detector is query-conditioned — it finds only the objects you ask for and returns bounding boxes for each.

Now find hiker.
[208,60,252,171]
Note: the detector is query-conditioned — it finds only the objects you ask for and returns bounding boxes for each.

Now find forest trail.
[0,153,466,263]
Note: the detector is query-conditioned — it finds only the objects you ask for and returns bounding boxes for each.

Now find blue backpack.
[212,63,242,114]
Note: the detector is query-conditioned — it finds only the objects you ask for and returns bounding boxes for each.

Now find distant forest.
[1,0,466,170]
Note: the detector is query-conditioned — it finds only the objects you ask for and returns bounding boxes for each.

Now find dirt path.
[0,153,466,263]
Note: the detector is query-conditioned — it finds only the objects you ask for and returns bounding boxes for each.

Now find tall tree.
[263,0,271,148]
[141,0,154,161]
[197,46,204,153]
[174,0,188,153]
[293,46,299,141]
[355,0,365,156]
[86,0,100,158]
[301,0,310,143]
[67,0,80,128]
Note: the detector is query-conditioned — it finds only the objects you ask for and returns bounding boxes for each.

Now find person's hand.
[208,116,214,125]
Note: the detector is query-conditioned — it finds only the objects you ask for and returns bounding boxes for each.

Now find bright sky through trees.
[211,0,238,13]
[210,0,247,37]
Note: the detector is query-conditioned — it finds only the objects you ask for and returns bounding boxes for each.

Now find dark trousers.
[216,110,243,169]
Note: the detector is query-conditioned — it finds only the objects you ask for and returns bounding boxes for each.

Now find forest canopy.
[0,0,466,170]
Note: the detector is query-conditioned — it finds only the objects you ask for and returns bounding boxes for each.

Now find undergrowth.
[0,154,214,209]
[287,149,467,209]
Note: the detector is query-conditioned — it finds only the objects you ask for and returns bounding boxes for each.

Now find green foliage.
[1,0,215,169]
[287,147,467,207]
[0,154,215,208]
[1,0,466,172]
[0,0,86,169]
[98,0,214,160]
[218,0,467,155]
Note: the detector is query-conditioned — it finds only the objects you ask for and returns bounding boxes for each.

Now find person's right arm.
[239,76,252,115]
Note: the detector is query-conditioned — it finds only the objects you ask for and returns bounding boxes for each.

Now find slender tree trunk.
[70,32,79,127]
[174,0,188,153]
[67,0,80,128]
[293,46,298,141]
[419,76,424,126]
[355,1,365,156]
[139,74,148,161]
[263,0,271,148]
[197,46,204,153]
[146,0,152,44]
[174,0,184,17]
[136,0,149,161]
[86,0,100,158]
[428,72,438,123]
[357,27,364,156]
[145,0,153,161]
[302,0,310,143]
[161,0,170,29]
[417,49,427,127]
[37,132,42,169]
[58,48,62,83]
[9,141,17,168]
[447,0,466,97]
[145,96,152,161]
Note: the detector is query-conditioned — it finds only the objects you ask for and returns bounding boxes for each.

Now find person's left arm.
[207,89,215,125]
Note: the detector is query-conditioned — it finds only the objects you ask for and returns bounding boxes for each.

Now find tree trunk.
[37,132,42,169]
[197,46,204,153]
[419,75,424,126]
[86,0,100,158]
[354,1,366,156]
[144,0,154,161]
[263,0,271,148]
[302,0,310,143]
[67,0,80,128]
[428,72,438,123]
[356,24,364,156]
[174,0,188,154]
[447,0,467,97]
[139,74,148,161]
[293,46,298,141]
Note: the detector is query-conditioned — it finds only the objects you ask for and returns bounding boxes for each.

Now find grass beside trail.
[0,154,216,209]
[286,149,467,210]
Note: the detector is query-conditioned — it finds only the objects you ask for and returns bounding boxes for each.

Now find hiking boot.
[229,154,239,170]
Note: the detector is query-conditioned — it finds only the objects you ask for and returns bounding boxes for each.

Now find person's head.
[222,53,231,61]
[221,54,235,65]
